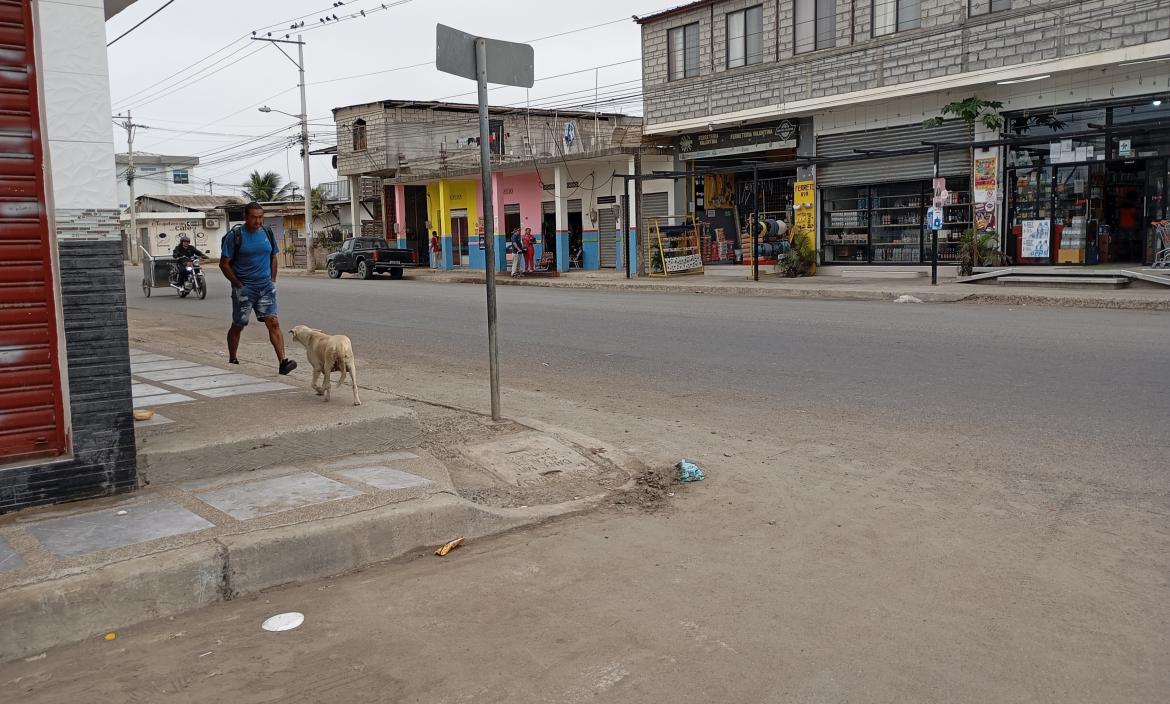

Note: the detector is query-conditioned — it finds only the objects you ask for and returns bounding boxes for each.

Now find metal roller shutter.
[541,201,554,215]
[816,121,973,187]
[598,206,616,268]
[0,0,68,462]
[503,204,520,215]
[641,191,669,224]
[568,198,582,213]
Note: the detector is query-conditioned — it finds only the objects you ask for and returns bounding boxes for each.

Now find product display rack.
[821,178,970,264]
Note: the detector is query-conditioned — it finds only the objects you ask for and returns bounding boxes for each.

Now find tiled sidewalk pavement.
[0,451,437,572]
[129,348,294,409]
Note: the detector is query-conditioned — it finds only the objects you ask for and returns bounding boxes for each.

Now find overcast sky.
[106,0,663,197]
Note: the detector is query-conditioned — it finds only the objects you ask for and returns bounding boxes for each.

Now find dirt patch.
[609,464,674,513]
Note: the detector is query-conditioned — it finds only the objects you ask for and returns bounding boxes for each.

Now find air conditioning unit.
[204,218,220,228]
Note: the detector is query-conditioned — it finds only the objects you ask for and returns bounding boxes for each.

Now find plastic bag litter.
[676,460,705,482]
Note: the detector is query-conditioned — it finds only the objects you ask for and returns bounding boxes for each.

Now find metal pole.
[621,189,630,279]
[932,146,939,286]
[126,110,139,265]
[297,35,315,272]
[633,152,644,276]
[476,37,502,422]
[752,165,759,282]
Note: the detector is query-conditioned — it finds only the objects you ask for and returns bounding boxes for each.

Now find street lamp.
[257,103,313,271]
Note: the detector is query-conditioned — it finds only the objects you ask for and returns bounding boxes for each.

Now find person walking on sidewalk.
[219,202,297,375]
[522,227,536,273]
[429,231,442,269]
[510,228,524,277]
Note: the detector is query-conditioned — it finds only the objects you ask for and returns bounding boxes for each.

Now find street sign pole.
[474,37,502,422]
[437,25,533,422]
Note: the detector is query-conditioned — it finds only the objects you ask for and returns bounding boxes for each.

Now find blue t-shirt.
[223,226,276,287]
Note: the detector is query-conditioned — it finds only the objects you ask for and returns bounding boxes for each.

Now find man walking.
[219,202,297,375]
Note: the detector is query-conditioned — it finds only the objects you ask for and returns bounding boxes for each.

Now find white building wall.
[36,0,118,217]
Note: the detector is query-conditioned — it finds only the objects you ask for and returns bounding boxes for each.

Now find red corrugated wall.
[0,0,68,462]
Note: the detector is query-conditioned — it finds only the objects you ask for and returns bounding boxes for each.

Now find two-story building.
[114,152,202,210]
[637,0,1170,269]
[331,99,677,272]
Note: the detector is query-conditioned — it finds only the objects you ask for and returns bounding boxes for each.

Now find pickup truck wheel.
[389,267,404,280]
[357,259,373,280]
[327,261,341,279]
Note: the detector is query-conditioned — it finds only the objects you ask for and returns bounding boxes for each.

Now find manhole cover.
[461,433,597,487]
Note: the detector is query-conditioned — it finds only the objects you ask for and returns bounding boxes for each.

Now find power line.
[107,0,178,48]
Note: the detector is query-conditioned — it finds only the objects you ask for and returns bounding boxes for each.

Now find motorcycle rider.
[172,234,203,288]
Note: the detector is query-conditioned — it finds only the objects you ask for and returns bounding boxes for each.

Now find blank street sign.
[436,24,534,88]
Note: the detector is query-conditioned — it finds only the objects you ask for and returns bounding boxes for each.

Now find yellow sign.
[793,179,816,242]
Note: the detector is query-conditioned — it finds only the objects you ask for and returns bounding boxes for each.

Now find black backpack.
[221,224,277,264]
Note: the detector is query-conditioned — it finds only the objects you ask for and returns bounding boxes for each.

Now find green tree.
[240,170,296,202]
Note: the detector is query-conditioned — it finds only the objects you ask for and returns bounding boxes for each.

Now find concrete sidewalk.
[284,266,1170,311]
[0,345,650,662]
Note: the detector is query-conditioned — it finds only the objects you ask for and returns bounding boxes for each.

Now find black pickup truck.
[326,237,414,280]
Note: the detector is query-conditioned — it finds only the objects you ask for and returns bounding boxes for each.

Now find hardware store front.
[682,119,803,265]
[1004,100,1170,265]
[817,122,974,265]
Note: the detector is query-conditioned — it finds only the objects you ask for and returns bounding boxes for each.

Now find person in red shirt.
[522,227,536,272]
[429,231,441,269]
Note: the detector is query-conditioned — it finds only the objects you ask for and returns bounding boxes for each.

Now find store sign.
[677,120,798,160]
[664,253,703,272]
[793,179,816,241]
[1021,219,1051,259]
[1119,139,1132,157]
[973,155,998,233]
[927,208,943,231]
[932,177,948,209]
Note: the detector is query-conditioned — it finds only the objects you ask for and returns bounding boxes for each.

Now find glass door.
[1009,167,1054,264]
[1053,165,1092,264]
[871,182,923,263]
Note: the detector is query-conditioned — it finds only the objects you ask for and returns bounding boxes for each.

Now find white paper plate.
[261,612,304,632]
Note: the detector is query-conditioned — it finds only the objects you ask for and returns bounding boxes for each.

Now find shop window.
[969,0,1010,16]
[796,0,837,53]
[668,23,700,80]
[873,0,921,36]
[727,5,764,68]
[822,179,969,264]
[352,119,367,152]
[172,168,189,185]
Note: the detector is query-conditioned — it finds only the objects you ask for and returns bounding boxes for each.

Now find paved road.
[127,268,1169,452]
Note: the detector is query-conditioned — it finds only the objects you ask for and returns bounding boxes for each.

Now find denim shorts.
[230,283,278,327]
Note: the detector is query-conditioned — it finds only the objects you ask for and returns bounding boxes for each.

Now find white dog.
[289,325,361,406]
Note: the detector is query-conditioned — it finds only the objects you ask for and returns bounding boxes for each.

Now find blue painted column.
[556,230,570,272]
[554,166,569,273]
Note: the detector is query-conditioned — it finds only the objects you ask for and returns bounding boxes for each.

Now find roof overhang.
[105,0,138,20]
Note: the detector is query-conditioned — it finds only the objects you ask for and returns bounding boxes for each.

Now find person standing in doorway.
[522,226,536,273]
[429,231,442,269]
[510,228,524,277]
[219,202,297,375]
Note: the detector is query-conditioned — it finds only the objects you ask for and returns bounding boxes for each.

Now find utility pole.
[116,110,147,264]
[253,35,314,272]
[207,180,214,195]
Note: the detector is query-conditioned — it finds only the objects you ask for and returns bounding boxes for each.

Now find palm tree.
[241,170,296,202]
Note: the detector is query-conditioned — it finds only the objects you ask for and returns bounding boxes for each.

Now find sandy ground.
[2,280,1166,702]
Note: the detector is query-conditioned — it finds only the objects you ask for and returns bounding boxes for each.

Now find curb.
[0,494,594,662]
[406,274,1169,310]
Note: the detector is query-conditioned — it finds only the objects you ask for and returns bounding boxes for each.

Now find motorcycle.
[169,256,207,299]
